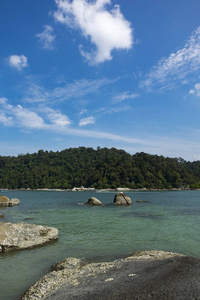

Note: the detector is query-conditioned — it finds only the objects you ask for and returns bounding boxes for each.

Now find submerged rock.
[51,257,83,271]
[136,200,151,203]
[0,222,58,252]
[114,192,132,205]
[0,195,20,207]
[85,197,102,206]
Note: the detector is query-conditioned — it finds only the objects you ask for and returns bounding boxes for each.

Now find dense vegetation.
[0,147,200,190]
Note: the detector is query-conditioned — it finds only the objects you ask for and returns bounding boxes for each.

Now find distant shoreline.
[0,187,197,192]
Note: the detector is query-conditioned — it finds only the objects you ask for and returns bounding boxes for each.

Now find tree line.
[0,147,200,190]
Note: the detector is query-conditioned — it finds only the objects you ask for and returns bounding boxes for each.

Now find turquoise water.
[0,190,200,300]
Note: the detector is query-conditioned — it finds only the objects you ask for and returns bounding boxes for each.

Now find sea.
[0,190,200,300]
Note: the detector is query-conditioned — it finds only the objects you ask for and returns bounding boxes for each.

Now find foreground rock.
[0,195,20,207]
[85,197,103,206]
[0,222,58,252]
[20,250,200,300]
[113,192,132,205]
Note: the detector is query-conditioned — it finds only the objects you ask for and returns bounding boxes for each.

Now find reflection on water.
[0,190,200,300]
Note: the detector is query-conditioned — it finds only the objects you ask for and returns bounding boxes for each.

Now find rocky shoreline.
[20,250,200,300]
[0,187,192,192]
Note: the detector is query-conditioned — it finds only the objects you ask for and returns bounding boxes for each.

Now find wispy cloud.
[79,116,95,126]
[53,0,133,65]
[112,91,139,103]
[7,55,28,70]
[23,77,119,103]
[189,83,200,96]
[0,113,13,126]
[140,26,200,91]
[36,25,56,50]
[97,104,131,115]
[1,98,200,161]
[79,108,88,115]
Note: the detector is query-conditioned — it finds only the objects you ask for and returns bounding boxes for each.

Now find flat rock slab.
[21,250,200,300]
[0,222,58,252]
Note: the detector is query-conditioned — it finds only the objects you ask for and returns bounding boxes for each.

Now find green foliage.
[0,147,200,189]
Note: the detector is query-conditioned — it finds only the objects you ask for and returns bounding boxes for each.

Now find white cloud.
[0,97,72,130]
[0,99,45,129]
[189,83,200,96]
[15,105,45,129]
[140,26,200,90]
[79,116,95,126]
[45,107,72,126]
[8,55,28,70]
[54,0,133,64]
[0,113,13,126]
[113,92,139,103]
[36,25,55,50]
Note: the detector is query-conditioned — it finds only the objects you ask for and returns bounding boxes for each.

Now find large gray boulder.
[0,195,20,207]
[85,197,102,206]
[114,192,132,205]
[21,251,184,300]
[0,222,58,252]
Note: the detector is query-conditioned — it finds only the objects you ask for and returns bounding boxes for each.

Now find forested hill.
[0,147,200,190]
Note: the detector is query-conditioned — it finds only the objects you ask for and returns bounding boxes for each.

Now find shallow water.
[0,190,200,300]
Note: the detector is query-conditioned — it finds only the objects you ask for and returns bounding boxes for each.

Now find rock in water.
[0,222,58,252]
[114,192,132,205]
[85,197,103,206]
[0,195,9,207]
[0,195,20,207]
[9,198,20,206]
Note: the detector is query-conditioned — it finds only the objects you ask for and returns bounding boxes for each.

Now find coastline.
[21,250,200,300]
[0,187,195,192]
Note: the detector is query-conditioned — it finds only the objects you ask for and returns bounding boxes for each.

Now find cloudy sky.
[1,0,200,161]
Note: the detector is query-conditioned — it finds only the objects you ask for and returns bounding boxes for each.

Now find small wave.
[78,203,84,206]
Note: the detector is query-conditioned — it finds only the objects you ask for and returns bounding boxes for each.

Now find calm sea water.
[0,190,200,300]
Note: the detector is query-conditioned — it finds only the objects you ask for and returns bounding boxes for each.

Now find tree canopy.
[0,147,200,190]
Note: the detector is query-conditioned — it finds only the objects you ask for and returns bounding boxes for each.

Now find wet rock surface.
[20,250,200,300]
[0,222,58,252]
[85,197,103,206]
[113,192,132,205]
[0,195,20,207]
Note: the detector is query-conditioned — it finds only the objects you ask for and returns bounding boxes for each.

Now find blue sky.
[1,0,200,161]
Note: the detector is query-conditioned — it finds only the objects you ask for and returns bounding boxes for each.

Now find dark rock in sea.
[85,197,103,206]
[114,192,132,205]
[0,222,58,252]
[0,195,20,207]
[0,214,4,219]
[136,200,151,203]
